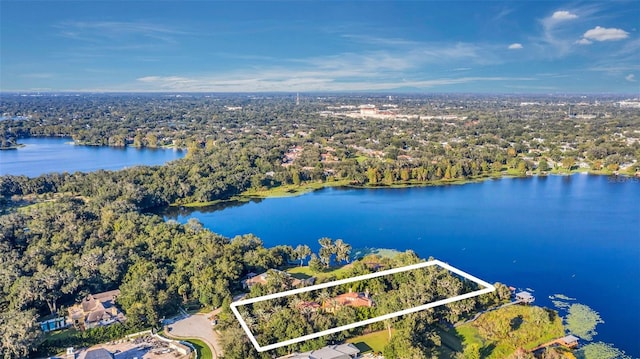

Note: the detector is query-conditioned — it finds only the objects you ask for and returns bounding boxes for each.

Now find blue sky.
[1,1,639,93]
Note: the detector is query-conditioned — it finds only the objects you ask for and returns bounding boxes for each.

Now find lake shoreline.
[173,171,634,208]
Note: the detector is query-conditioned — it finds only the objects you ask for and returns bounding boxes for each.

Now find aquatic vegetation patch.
[551,300,570,309]
[565,304,603,341]
[576,342,631,359]
[549,294,576,301]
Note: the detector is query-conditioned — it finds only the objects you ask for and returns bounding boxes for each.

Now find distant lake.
[167,174,640,356]
[0,137,185,177]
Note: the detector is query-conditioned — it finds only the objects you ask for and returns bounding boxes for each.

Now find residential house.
[296,301,321,312]
[67,290,124,331]
[77,348,114,359]
[242,270,314,289]
[324,289,374,312]
[334,290,374,308]
[278,343,360,359]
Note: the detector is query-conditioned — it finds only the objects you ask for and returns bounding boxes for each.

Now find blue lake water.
[0,137,185,177]
[167,174,640,356]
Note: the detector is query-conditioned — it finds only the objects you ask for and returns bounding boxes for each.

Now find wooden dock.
[529,335,579,353]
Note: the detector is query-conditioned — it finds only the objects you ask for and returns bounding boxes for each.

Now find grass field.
[185,338,213,359]
[241,180,351,198]
[346,329,393,354]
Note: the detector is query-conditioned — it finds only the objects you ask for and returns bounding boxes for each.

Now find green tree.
[308,254,323,272]
[292,169,301,186]
[333,239,351,264]
[294,244,312,266]
[562,157,576,170]
[0,309,41,359]
[318,237,335,268]
[538,158,550,172]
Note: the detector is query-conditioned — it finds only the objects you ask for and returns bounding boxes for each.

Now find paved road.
[166,313,223,357]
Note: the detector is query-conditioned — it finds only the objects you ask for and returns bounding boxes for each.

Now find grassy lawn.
[184,338,213,359]
[42,328,80,342]
[286,264,353,281]
[241,180,351,198]
[162,330,213,359]
[351,247,402,260]
[455,325,483,349]
[346,329,392,354]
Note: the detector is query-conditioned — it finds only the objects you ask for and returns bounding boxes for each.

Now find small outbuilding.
[559,334,580,348]
[515,291,535,304]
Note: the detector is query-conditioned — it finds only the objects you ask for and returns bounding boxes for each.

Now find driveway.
[166,313,223,357]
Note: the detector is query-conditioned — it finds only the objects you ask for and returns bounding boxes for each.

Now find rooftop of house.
[330,291,374,308]
[283,344,360,359]
[78,348,114,359]
[296,301,321,310]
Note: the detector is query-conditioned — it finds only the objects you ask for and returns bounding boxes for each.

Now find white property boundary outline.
[230,259,495,352]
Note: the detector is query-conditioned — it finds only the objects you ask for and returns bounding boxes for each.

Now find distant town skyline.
[1,1,639,93]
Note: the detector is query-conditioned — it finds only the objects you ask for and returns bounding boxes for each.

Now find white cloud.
[508,43,523,50]
[551,11,578,21]
[132,72,533,92]
[626,74,636,82]
[576,38,593,45]
[21,73,55,79]
[582,26,629,41]
[55,21,187,45]
[538,9,583,56]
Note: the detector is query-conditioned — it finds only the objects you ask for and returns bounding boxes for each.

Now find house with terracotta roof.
[67,290,125,330]
[296,300,321,312]
[323,289,374,313]
[333,291,374,308]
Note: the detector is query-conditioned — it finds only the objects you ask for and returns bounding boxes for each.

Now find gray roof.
[81,348,114,359]
[516,291,533,298]
[561,334,580,343]
[333,344,360,356]
[282,343,360,359]
[308,347,351,359]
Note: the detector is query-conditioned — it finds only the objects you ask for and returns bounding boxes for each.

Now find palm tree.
[289,297,304,310]
[317,290,331,308]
